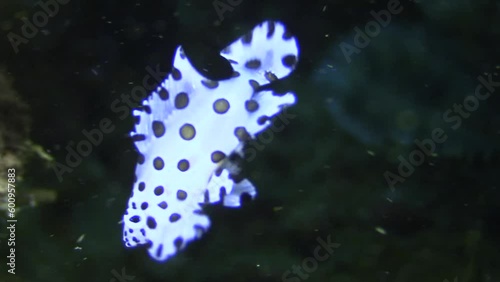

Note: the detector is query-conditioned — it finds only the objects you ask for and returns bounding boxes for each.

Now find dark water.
[0,0,499,281]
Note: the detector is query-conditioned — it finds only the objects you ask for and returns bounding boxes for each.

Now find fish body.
[122,21,299,261]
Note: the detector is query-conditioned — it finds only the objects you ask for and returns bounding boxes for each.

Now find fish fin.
[223,178,257,208]
[130,46,206,153]
[245,90,296,137]
[221,21,299,85]
[123,197,211,261]
[206,168,257,208]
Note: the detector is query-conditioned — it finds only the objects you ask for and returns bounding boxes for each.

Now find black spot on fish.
[153,157,164,170]
[267,21,275,38]
[242,31,252,44]
[154,186,164,196]
[147,216,157,229]
[201,80,219,89]
[245,59,261,69]
[158,201,168,209]
[172,67,182,80]
[282,55,297,68]
[169,213,181,222]
[152,121,165,138]
[175,92,189,109]
[177,190,187,200]
[137,153,145,165]
[159,88,169,100]
[174,237,183,250]
[249,79,259,91]
[131,134,146,142]
[245,100,259,112]
[211,151,226,163]
[138,182,145,191]
[180,123,196,140]
[177,159,190,172]
[213,99,230,114]
[156,244,163,257]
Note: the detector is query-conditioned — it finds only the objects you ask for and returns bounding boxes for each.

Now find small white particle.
[375,227,387,235]
[76,234,85,243]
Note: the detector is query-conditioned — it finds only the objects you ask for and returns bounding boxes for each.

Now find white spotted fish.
[122,21,299,261]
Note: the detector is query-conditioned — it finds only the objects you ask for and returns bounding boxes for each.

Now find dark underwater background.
[0,0,499,281]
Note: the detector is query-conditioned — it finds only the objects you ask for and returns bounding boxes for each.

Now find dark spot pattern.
[282,55,297,68]
[175,92,189,109]
[257,116,269,125]
[267,21,275,38]
[245,100,259,112]
[134,116,140,125]
[283,29,293,40]
[153,157,164,170]
[174,237,183,249]
[137,153,145,165]
[179,47,186,59]
[221,47,231,54]
[228,59,238,65]
[158,201,168,209]
[211,151,226,163]
[220,186,227,199]
[143,106,152,114]
[132,134,146,142]
[156,244,163,257]
[132,202,136,209]
[132,237,139,243]
[215,167,223,177]
[154,186,164,196]
[152,121,165,138]
[159,88,169,100]
[180,123,196,140]
[265,71,278,82]
[249,79,259,91]
[130,216,140,223]
[177,190,187,200]
[204,190,210,203]
[201,80,219,89]
[169,213,181,222]
[138,182,145,191]
[177,159,190,172]
[141,202,148,210]
[245,59,261,69]
[194,224,205,236]
[232,71,240,77]
[147,216,157,229]
[213,99,230,114]
[140,229,145,236]
[242,31,252,44]
[172,67,182,80]
[234,127,250,141]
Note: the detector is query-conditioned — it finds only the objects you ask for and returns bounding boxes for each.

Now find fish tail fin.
[220,21,299,85]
